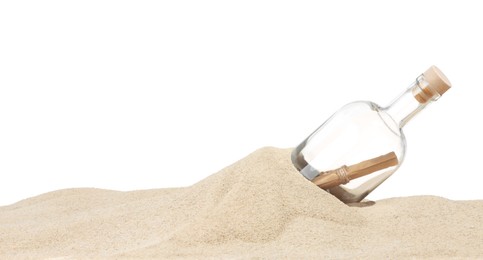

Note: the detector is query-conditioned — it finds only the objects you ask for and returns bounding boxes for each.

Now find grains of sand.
[1,147,482,258]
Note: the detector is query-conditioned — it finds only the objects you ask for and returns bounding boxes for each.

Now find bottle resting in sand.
[292,66,451,203]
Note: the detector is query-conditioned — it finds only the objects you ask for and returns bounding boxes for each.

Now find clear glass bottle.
[292,66,451,203]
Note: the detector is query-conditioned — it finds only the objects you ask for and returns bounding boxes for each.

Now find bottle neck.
[383,75,440,128]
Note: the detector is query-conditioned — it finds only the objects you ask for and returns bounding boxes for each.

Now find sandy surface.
[1,147,482,259]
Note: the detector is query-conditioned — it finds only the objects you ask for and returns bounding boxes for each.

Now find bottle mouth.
[413,75,440,103]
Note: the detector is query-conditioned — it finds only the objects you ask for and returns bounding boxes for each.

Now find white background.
[1,1,482,206]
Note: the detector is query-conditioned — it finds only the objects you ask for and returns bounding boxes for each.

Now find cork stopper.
[413,65,452,103]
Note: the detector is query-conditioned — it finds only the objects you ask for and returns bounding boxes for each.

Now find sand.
[1,147,482,259]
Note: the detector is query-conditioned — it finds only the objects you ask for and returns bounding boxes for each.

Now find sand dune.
[1,147,482,258]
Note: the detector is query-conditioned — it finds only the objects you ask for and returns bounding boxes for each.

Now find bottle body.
[292,101,405,203]
[292,67,451,203]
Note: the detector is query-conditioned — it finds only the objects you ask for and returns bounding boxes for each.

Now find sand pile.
[1,147,482,258]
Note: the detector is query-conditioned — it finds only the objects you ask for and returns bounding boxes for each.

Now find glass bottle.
[292,66,451,203]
